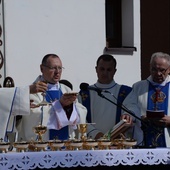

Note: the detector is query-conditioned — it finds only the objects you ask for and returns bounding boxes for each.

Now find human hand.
[121,114,133,125]
[30,99,39,108]
[142,115,168,127]
[149,115,170,127]
[60,93,77,107]
[29,81,48,94]
[161,115,170,127]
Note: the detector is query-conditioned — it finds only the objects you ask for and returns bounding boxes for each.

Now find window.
[106,0,122,48]
[105,0,136,54]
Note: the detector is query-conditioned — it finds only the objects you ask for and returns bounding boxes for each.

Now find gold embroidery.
[151,90,166,103]
[119,90,127,97]
[80,92,88,101]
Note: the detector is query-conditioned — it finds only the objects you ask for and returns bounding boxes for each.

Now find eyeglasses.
[151,66,169,75]
[42,65,64,72]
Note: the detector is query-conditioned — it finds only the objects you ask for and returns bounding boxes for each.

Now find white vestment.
[123,75,170,147]
[0,86,30,141]
[78,80,134,139]
[18,76,87,141]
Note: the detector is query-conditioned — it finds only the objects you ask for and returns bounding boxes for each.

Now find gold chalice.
[38,92,50,106]
[38,81,52,106]
[77,123,88,141]
[33,124,47,142]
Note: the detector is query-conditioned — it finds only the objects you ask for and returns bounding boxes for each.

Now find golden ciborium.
[84,137,98,150]
[48,139,64,151]
[70,139,83,150]
[14,141,29,152]
[33,124,47,142]
[77,123,88,141]
[97,138,112,150]
[0,138,10,153]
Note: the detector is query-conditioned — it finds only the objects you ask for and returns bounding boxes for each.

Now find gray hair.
[150,52,170,66]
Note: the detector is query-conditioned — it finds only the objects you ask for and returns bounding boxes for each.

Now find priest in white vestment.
[123,52,170,147]
[17,54,87,141]
[78,54,135,141]
[0,83,46,142]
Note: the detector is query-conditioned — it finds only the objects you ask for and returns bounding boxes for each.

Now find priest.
[0,83,47,142]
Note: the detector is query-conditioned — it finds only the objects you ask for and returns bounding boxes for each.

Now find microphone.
[79,82,89,91]
[79,82,103,96]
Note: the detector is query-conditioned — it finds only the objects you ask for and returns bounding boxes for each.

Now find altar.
[0,148,170,170]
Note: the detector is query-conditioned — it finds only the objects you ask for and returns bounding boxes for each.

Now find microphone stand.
[96,90,141,122]
[96,90,163,147]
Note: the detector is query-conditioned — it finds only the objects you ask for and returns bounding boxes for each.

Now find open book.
[105,119,132,140]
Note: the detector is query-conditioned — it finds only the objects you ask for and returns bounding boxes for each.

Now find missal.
[146,110,165,119]
[105,119,132,140]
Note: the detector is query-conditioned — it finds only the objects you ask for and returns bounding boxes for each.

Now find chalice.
[38,92,49,106]
[77,123,88,141]
[33,124,47,142]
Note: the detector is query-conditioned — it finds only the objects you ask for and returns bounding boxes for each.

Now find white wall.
[114,0,141,86]
[3,0,141,92]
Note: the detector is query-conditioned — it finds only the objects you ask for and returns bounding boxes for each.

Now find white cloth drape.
[0,86,30,141]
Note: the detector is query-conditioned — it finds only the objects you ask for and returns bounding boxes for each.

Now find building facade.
[1,0,169,91]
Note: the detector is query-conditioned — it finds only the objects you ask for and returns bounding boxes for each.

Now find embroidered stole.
[79,89,91,123]
[144,82,169,147]
[115,85,132,123]
[45,90,69,140]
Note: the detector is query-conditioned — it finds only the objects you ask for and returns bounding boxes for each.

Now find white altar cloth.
[0,148,170,170]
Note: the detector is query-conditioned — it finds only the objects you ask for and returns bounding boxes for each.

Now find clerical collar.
[94,80,117,89]
[47,82,59,90]
[147,75,170,86]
